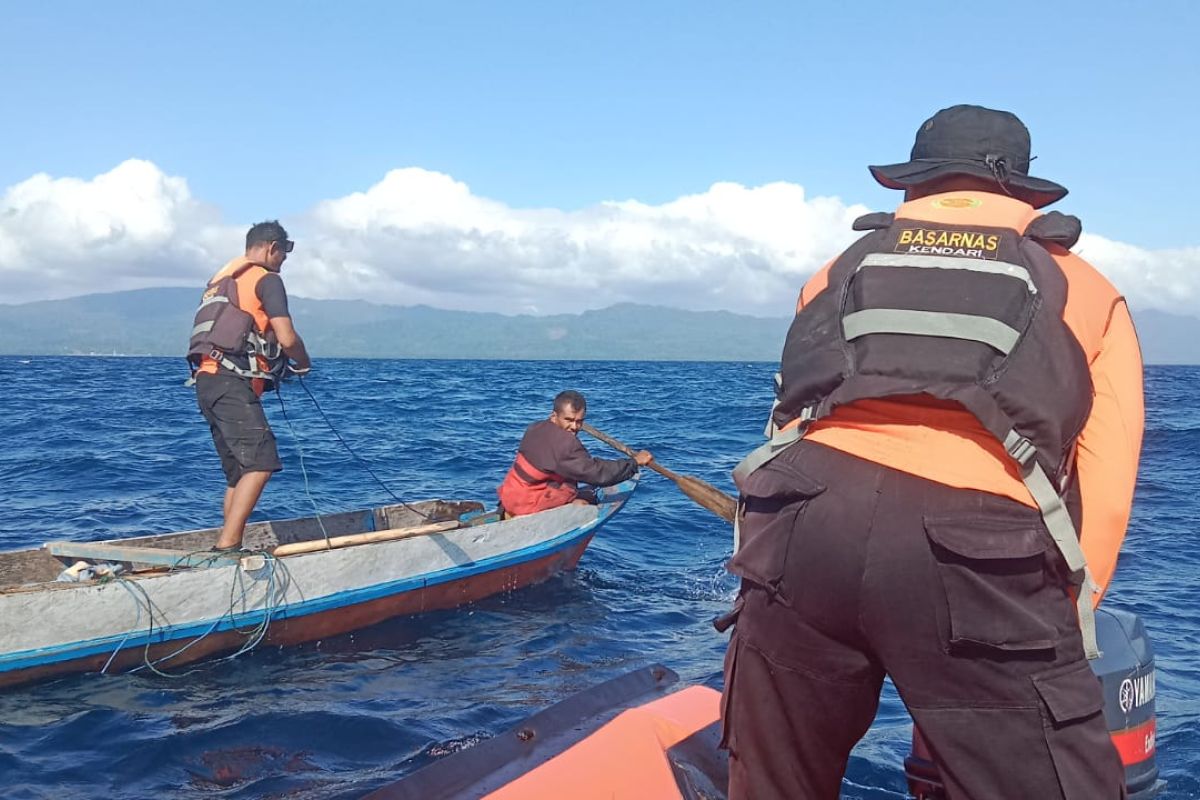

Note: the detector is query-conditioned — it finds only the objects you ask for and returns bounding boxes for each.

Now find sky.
[1,1,1198,318]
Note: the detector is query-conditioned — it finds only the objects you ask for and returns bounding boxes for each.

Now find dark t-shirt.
[257,272,290,319]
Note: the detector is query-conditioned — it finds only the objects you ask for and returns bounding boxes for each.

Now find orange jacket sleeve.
[796,259,837,312]
[1075,299,1144,603]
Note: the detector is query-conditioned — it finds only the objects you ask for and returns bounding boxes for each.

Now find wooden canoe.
[0,477,638,689]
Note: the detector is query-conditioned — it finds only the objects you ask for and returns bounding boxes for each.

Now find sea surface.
[0,357,1195,799]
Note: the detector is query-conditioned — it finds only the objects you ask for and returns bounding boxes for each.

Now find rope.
[273,385,334,548]
[100,579,143,675]
[100,549,292,679]
[294,375,434,521]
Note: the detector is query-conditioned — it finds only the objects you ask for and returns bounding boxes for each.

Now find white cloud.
[294,170,869,315]
[2,160,1199,319]
[1074,234,1200,314]
[0,160,235,303]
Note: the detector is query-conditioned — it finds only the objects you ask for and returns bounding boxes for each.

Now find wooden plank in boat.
[271,520,461,557]
[43,542,242,568]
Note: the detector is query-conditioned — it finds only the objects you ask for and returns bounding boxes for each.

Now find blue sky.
[1,1,1197,315]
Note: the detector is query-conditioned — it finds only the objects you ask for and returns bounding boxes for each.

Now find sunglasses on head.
[277,239,294,253]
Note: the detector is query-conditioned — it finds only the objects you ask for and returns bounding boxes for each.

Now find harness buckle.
[1005,434,1038,467]
[209,348,223,360]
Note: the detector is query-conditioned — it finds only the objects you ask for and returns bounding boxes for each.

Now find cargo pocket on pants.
[727,455,826,598]
[924,512,1062,652]
[719,630,743,753]
[1032,661,1114,799]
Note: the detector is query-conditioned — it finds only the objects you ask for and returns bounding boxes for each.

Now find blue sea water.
[0,356,1195,799]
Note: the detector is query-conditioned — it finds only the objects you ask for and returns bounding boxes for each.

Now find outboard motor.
[904,608,1165,799]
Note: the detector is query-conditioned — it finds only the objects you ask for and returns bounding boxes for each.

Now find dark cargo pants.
[720,441,1124,799]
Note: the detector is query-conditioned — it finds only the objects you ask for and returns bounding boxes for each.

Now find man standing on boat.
[188,220,312,552]
[720,106,1144,798]
[498,390,653,517]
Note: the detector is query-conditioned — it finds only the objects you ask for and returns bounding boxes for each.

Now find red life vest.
[497,452,578,516]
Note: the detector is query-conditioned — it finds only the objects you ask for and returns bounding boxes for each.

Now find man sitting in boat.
[497,390,652,517]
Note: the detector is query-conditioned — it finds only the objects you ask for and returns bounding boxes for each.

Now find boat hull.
[0,479,635,688]
[362,665,724,800]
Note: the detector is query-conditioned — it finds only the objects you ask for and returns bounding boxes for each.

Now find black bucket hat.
[869,104,1068,209]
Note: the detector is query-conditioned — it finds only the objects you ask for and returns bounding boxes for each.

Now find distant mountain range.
[0,288,1196,364]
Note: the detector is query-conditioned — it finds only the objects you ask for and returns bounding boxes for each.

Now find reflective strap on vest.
[732,496,745,555]
[858,253,1038,294]
[1004,430,1102,660]
[191,320,215,337]
[198,294,231,309]
[843,309,1021,355]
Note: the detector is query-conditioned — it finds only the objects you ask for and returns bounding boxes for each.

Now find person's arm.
[553,436,640,487]
[259,274,311,370]
[271,316,311,370]
[1075,299,1144,603]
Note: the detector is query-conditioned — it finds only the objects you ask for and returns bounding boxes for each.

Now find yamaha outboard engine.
[904,608,1165,798]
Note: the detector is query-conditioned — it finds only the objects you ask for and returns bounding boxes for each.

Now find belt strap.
[511,458,548,486]
[732,424,804,491]
[216,353,273,381]
[733,403,815,492]
[730,417,810,554]
[1004,430,1101,659]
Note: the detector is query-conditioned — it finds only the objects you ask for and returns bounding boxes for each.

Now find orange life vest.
[497,452,579,516]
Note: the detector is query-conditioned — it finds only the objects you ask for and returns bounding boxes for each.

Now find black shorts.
[195,373,282,487]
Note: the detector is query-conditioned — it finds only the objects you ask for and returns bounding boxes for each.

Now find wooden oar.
[582,423,736,523]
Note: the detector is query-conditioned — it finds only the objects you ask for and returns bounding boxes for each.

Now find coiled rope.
[99,550,292,678]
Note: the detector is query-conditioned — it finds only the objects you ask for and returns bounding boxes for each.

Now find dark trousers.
[721,441,1124,800]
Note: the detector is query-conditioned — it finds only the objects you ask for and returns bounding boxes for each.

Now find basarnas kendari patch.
[895,228,1002,260]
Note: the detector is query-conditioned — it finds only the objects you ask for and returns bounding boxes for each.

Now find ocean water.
[0,357,1195,799]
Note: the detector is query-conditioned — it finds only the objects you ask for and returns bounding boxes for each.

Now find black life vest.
[735,195,1104,657]
[774,206,1093,488]
[186,262,284,382]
